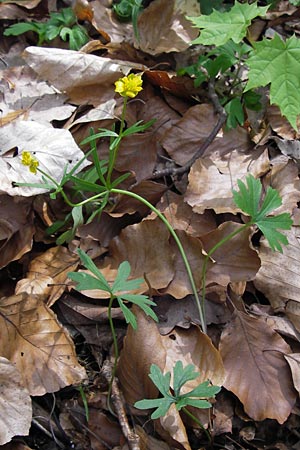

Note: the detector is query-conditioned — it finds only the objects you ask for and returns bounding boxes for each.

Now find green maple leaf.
[245,34,300,130]
[233,174,293,253]
[188,2,268,47]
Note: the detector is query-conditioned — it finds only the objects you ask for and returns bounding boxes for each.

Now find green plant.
[4,7,89,50]
[134,361,220,440]
[182,1,300,130]
[112,0,143,41]
[16,74,206,333]
[201,174,293,303]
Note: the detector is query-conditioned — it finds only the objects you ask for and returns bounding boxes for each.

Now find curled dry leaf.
[136,0,200,55]
[15,246,79,307]
[0,357,32,445]
[254,227,300,331]
[284,354,300,395]
[220,310,296,423]
[0,293,86,395]
[0,196,34,269]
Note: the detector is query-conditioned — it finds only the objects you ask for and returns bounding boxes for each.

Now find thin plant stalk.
[107,294,119,400]
[182,406,212,444]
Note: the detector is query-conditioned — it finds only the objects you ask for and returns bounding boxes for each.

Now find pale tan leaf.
[0,293,86,395]
[15,246,79,307]
[185,149,270,214]
[284,354,300,395]
[0,357,32,445]
[23,47,145,105]
[135,424,172,450]
[0,196,34,269]
[220,311,296,423]
[136,0,200,55]
[254,227,300,331]
[0,121,90,196]
[0,66,76,126]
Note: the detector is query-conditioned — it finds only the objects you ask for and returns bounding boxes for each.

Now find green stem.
[201,222,252,305]
[107,294,119,400]
[106,97,127,186]
[182,407,212,444]
[111,188,206,334]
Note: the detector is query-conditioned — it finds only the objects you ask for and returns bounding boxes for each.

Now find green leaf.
[67,271,110,292]
[73,249,112,292]
[256,214,292,252]
[181,381,221,399]
[173,361,198,396]
[4,22,45,37]
[149,364,172,398]
[245,33,300,130]
[117,299,138,329]
[134,398,173,419]
[232,174,262,218]
[176,397,212,410]
[224,97,245,129]
[232,174,293,252]
[188,2,268,47]
[120,294,158,322]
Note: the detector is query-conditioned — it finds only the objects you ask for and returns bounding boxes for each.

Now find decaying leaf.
[220,310,296,423]
[0,293,86,395]
[0,357,32,445]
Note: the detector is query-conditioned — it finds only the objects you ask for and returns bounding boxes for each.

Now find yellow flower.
[114,73,143,98]
[21,151,39,174]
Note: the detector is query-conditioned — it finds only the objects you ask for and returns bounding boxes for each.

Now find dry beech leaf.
[23,46,145,105]
[254,227,300,331]
[159,403,191,450]
[0,357,32,445]
[0,293,86,395]
[220,310,296,423]
[15,246,79,307]
[0,121,90,196]
[135,424,171,450]
[284,354,300,395]
[0,65,76,126]
[136,0,200,55]
[185,149,270,214]
[0,196,34,269]
[161,104,251,166]
[200,222,261,287]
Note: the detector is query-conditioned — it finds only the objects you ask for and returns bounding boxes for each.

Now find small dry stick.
[102,359,141,450]
[152,80,227,179]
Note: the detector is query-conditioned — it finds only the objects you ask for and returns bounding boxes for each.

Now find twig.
[152,80,227,179]
[102,360,141,450]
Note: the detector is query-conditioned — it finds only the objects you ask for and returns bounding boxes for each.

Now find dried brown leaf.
[254,227,300,331]
[220,310,296,423]
[0,293,86,395]
[15,246,79,307]
[0,357,32,445]
[0,196,34,269]
[200,222,261,286]
[284,354,300,395]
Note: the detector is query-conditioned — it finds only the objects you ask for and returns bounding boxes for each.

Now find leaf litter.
[1,1,300,449]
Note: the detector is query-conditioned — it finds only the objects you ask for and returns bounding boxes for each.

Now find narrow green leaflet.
[233,174,293,252]
[245,34,300,130]
[188,2,268,47]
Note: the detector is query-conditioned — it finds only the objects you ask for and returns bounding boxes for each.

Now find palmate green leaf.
[180,381,221,399]
[176,397,212,410]
[233,174,293,252]
[134,397,173,420]
[173,361,198,397]
[149,364,172,397]
[120,294,158,323]
[188,2,268,47]
[245,34,300,130]
[68,249,111,292]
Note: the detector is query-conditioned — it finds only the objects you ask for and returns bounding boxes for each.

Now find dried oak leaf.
[0,293,86,395]
[220,310,296,423]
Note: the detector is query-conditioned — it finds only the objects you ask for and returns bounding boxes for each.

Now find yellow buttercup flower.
[21,151,39,174]
[114,73,143,98]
